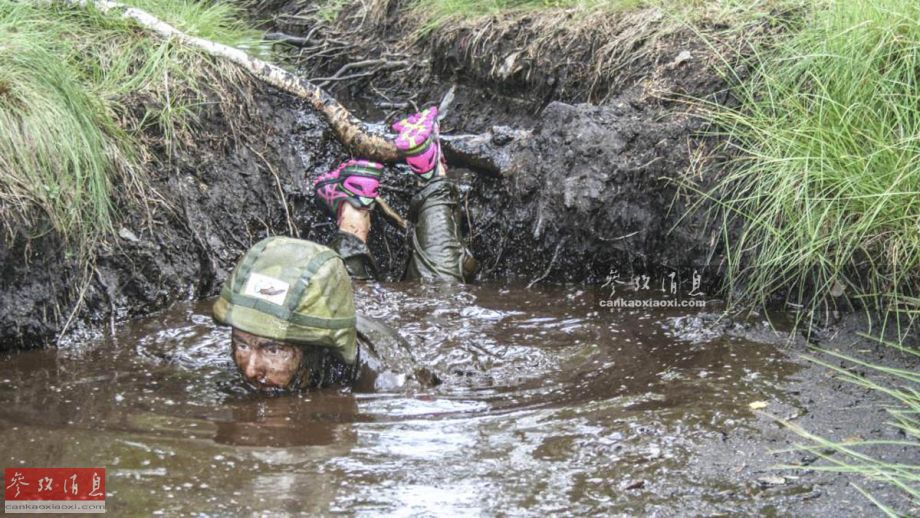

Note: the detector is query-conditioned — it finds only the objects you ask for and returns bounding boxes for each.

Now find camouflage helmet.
[213,237,357,363]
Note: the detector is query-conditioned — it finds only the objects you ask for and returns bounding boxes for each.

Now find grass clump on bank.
[0,0,263,245]
[404,0,800,35]
[706,2,920,510]
[710,0,920,332]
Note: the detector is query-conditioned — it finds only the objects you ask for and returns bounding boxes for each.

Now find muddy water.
[0,284,798,515]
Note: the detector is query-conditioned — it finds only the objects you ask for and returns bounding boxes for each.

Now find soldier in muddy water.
[213,107,474,392]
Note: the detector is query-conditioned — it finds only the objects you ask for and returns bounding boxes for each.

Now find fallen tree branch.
[56,0,400,162]
[45,0,527,177]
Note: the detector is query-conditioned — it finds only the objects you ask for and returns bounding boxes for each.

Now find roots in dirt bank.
[255,0,735,108]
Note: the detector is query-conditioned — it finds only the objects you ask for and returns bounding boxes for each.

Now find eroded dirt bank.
[0,82,346,348]
[252,0,734,284]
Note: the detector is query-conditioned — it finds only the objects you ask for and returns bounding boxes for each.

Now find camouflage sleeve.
[352,315,440,391]
[330,230,379,281]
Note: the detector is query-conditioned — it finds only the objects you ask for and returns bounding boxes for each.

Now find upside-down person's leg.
[403,166,477,283]
[331,204,379,281]
[391,107,477,283]
[314,160,382,281]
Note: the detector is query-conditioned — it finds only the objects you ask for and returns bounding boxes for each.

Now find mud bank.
[255,0,733,284]
[0,82,346,349]
[670,310,919,516]
[463,100,717,284]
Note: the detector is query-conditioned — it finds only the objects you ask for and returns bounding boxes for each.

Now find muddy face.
[231,328,304,390]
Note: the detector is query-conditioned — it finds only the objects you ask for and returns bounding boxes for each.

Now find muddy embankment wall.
[1,85,346,349]
[259,0,732,283]
[1,4,732,349]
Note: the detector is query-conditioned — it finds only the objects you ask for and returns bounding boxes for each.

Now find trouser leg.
[330,230,378,281]
[403,177,477,283]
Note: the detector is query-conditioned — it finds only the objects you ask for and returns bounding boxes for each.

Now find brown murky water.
[0,283,799,515]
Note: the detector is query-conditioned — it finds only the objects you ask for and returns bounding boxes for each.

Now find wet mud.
[2,0,727,348]
[463,100,718,285]
[0,83,722,348]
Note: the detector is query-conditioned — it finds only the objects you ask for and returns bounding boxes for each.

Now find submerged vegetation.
[0,0,263,245]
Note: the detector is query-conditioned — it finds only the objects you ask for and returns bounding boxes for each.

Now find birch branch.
[60,0,400,162]
[47,0,524,176]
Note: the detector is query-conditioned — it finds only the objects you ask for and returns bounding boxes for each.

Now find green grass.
[0,0,264,245]
[315,0,351,22]
[699,0,920,511]
[405,0,643,37]
[402,0,801,35]
[706,0,920,333]
[409,0,639,19]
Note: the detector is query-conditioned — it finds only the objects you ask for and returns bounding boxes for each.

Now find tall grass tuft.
[708,0,920,333]
[0,0,264,245]
[704,2,920,508]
